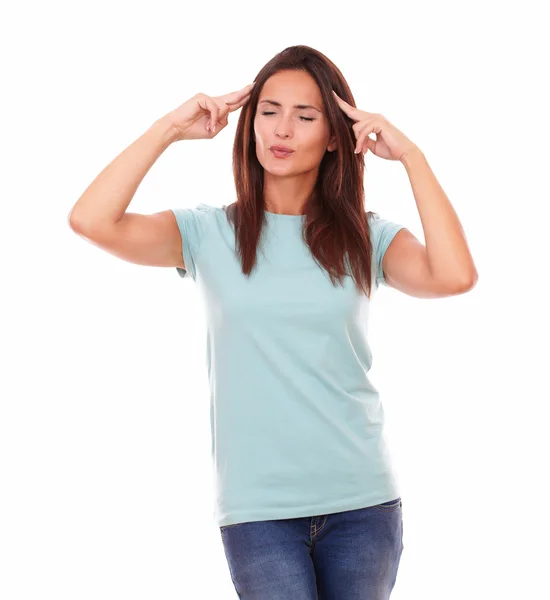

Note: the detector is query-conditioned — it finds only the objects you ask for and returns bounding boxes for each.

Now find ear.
[327,134,337,152]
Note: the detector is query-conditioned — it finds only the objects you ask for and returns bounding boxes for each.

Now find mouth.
[270,148,295,158]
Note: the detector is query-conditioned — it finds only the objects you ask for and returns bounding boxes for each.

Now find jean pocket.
[372,497,402,511]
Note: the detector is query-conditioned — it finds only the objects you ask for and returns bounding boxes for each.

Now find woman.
[68,45,477,600]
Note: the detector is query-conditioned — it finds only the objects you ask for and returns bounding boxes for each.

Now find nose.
[273,115,293,139]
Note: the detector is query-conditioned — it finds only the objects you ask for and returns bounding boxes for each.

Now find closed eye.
[261,111,315,122]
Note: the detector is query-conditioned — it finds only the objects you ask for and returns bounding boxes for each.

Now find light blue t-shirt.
[170,203,406,528]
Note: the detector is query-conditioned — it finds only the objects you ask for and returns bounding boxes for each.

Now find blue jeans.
[219,497,404,599]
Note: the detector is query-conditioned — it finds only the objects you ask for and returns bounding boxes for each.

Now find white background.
[2,1,549,598]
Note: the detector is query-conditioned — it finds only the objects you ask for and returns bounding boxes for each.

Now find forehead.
[259,71,323,110]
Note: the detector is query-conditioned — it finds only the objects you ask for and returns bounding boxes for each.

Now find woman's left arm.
[397,146,479,293]
[332,90,479,298]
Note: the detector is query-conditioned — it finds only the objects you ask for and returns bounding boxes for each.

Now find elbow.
[432,270,478,296]
[67,207,80,230]
[67,208,90,234]
[454,270,479,294]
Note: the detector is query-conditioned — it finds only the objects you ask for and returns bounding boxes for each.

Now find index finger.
[221,83,255,107]
[332,90,358,119]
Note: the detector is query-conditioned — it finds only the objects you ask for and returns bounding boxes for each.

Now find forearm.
[68,116,179,231]
[401,147,478,287]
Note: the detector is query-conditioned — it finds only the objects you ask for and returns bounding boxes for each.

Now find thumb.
[364,137,376,153]
[218,103,233,126]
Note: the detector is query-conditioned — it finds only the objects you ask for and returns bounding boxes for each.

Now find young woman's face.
[253,70,336,176]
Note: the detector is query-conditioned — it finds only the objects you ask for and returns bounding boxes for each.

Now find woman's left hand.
[332,90,418,162]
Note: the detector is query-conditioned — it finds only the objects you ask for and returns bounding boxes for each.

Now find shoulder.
[170,202,233,246]
[171,202,219,218]
[170,202,223,228]
[366,211,387,234]
[170,203,221,243]
[169,203,226,281]
[366,210,388,228]
[366,211,405,241]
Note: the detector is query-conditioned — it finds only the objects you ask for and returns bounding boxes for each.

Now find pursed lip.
[270,146,295,153]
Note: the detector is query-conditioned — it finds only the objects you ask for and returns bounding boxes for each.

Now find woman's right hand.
[166,83,255,142]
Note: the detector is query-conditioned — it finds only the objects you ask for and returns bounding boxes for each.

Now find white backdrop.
[2,1,549,599]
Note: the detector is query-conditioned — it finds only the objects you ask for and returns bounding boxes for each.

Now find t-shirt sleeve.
[169,203,213,281]
[368,212,406,287]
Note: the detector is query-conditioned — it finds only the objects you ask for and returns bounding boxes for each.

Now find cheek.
[304,134,330,156]
[253,124,267,146]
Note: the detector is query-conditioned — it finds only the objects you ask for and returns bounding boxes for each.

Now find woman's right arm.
[67,116,186,269]
[67,85,253,269]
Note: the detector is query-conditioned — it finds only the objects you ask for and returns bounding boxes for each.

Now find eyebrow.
[258,99,322,113]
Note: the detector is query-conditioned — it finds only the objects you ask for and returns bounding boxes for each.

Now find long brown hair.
[223,45,377,298]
